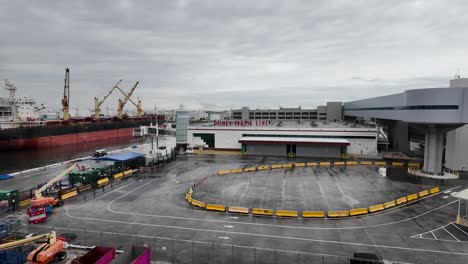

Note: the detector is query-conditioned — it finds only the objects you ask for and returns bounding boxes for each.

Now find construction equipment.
[62,68,70,121]
[115,82,143,118]
[94,80,122,120]
[30,164,77,207]
[0,231,67,264]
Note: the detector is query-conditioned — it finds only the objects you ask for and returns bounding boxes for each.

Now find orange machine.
[30,164,77,207]
[0,231,67,264]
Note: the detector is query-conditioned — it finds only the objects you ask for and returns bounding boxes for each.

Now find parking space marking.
[453,224,468,236]
[411,222,468,243]
[444,227,460,242]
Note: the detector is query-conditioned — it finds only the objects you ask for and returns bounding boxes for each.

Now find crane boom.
[34,164,77,199]
[0,231,56,250]
[115,84,143,118]
[94,80,122,119]
[62,68,70,121]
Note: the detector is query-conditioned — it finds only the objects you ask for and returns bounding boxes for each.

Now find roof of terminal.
[239,136,350,146]
[93,152,144,162]
[189,121,377,130]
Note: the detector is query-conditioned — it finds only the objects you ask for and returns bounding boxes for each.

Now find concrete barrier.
[392,161,405,167]
[252,208,274,216]
[408,162,421,168]
[327,211,349,218]
[243,167,256,172]
[319,162,331,167]
[396,197,407,205]
[306,162,318,167]
[406,193,418,202]
[418,190,429,198]
[61,190,78,200]
[430,187,440,194]
[302,211,325,218]
[218,170,231,175]
[185,194,193,203]
[19,199,31,207]
[271,164,282,169]
[206,204,226,212]
[228,206,249,214]
[384,200,396,209]
[360,161,372,165]
[97,177,109,187]
[346,161,358,165]
[282,164,293,169]
[257,165,269,170]
[191,199,206,208]
[294,163,305,167]
[369,204,385,213]
[231,169,243,173]
[188,188,193,196]
[276,210,298,217]
[333,161,345,166]
[113,172,124,180]
[124,169,133,176]
[374,161,387,166]
[349,208,368,216]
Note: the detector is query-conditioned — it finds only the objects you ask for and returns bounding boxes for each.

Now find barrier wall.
[276,210,298,217]
[228,206,249,214]
[328,211,349,218]
[206,204,226,212]
[252,208,274,216]
[302,211,325,218]
[369,204,385,213]
[61,189,78,200]
[97,177,109,188]
[349,208,368,216]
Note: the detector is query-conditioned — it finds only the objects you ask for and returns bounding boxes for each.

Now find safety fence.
[20,225,418,264]
[185,170,440,220]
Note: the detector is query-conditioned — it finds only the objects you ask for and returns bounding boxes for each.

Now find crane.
[62,68,70,121]
[30,164,77,207]
[94,80,122,120]
[115,82,143,118]
[117,81,140,119]
[0,231,67,264]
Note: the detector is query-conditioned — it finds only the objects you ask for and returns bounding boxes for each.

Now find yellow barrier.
[218,170,231,175]
[349,208,368,216]
[319,162,331,167]
[302,211,325,218]
[333,161,345,166]
[306,162,318,167]
[185,194,193,203]
[408,162,421,168]
[430,187,440,194]
[61,190,78,200]
[406,193,418,202]
[188,188,193,196]
[124,169,133,176]
[282,164,293,169]
[328,211,349,218]
[206,204,226,212]
[19,199,31,207]
[374,161,387,166]
[228,206,249,214]
[396,197,407,205]
[392,162,405,167]
[257,165,269,170]
[113,172,123,180]
[276,210,298,217]
[191,199,206,208]
[252,208,274,216]
[418,190,429,198]
[295,163,305,167]
[384,200,396,209]
[243,167,256,172]
[97,177,109,187]
[231,169,243,173]
[346,161,358,165]
[271,164,282,169]
[360,161,372,165]
[369,204,385,213]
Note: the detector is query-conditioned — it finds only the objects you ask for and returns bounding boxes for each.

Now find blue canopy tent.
[93,152,145,174]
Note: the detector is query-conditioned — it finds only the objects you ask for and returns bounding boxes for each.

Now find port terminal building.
[187,120,379,158]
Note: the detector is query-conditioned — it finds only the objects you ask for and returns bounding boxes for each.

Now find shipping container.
[111,245,150,264]
[72,246,115,264]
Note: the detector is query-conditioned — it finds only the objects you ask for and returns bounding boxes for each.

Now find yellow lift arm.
[0,231,56,250]
[94,80,122,119]
[115,83,143,118]
[34,164,77,199]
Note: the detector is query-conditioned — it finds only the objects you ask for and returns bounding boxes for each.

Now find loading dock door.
[296,145,341,158]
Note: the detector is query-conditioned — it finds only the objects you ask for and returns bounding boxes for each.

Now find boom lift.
[94,80,122,120]
[0,231,67,264]
[62,68,70,121]
[30,164,77,207]
[116,81,141,119]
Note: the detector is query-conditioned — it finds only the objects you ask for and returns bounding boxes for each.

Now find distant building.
[206,110,231,120]
[176,106,190,150]
[231,102,343,121]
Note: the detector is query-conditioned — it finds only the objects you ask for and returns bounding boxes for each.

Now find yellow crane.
[94,80,122,120]
[115,81,143,118]
[62,68,70,121]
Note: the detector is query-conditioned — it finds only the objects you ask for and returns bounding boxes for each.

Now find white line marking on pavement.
[101,180,462,231]
[443,196,449,199]
[444,227,460,242]
[218,236,230,240]
[224,225,234,228]
[430,231,437,240]
[452,224,468,236]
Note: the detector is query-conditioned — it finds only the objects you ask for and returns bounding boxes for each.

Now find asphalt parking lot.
[15,155,468,263]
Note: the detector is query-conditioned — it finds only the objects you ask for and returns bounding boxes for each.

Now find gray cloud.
[1,0,467,112]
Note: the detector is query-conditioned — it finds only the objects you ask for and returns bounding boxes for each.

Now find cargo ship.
[0,76,164,150]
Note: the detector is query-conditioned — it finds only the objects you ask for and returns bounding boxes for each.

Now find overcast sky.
[1,0,468,112]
